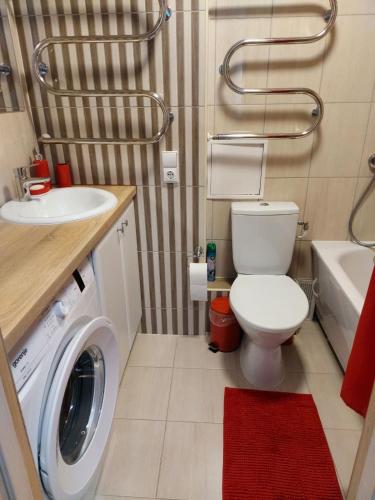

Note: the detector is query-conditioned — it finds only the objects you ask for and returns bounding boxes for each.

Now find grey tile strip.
[176,12,189,331]
[102,4,122,184]
[0,15,18,109]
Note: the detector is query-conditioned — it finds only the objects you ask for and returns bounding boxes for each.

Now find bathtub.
[312,241,374,370]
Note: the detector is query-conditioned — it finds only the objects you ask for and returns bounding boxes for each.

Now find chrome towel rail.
[210,0,337,141]
[32,0,172,146]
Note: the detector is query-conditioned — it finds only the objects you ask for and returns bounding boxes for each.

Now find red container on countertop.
[209,296,241,352]
[33,158,51,190]
[56,162,72,188]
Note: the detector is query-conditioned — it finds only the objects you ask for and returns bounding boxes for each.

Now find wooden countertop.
[0,185,136,354]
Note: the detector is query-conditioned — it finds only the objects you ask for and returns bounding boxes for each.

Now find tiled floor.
[96,321,363,500]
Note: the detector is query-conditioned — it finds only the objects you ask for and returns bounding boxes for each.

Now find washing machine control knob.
[53,300,69,319]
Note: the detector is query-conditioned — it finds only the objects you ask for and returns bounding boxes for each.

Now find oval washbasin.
[0,187,118,225]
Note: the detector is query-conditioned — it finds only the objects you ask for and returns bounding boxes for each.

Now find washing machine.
[10,259,119,500]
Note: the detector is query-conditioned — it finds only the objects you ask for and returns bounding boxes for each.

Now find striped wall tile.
[0,5,22,111]
[15,2,207,335]
[13,1,206,16]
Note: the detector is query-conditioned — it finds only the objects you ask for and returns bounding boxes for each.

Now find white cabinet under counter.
[92,200,142,376]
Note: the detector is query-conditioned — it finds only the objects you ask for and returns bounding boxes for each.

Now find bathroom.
[0,0,374,499]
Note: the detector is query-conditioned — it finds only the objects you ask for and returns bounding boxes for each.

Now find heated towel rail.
[210,0,338,141]
[32,0,172,146]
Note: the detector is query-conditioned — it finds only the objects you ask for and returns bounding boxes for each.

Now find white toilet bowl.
[230,274,309,388]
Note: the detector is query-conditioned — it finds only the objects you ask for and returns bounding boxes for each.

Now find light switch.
[162,150,178,169]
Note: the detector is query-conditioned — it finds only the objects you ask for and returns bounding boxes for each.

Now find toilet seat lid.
[230,275,309,333]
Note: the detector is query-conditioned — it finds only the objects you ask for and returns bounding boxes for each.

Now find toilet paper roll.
[189,262,208,301]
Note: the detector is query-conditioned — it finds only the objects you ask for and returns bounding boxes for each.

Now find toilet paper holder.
[193,246,204,262]
[187,246,205,267]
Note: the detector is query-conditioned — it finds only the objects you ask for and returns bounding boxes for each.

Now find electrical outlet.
[162,150,179,184]
[163,167,179,184]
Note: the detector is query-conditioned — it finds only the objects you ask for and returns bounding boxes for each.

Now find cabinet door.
[92,216,130,374]
[120,202,142,348]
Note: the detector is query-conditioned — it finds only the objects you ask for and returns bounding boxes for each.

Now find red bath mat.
[223,388,342,500]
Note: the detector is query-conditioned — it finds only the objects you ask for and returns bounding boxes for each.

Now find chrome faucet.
[13,166,51,201]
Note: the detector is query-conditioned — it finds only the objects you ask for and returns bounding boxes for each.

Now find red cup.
[33,159,51,189]
[56,162,72,188]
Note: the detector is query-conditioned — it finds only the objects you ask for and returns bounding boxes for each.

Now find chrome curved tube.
[32,0,171,145]
[39,89,171,146]
[348,154,375,248]
[210,88,324,140]
[213,0,337,140]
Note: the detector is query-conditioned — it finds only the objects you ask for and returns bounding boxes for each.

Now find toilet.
[229,201,309,388]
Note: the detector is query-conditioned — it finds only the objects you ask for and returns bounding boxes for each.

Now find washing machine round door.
[39,316,119,500]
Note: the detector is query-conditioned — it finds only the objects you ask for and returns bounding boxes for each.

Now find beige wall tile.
[351,178,375,242]
[359,103,375,177]
[207,19,217,106]
[211,239,236,278]
[215,0,272,18]
[336,0,375,15]
[266,138,312,178]
[263,177,308,216]
[214,17,271,105]
[272,0,328,16]
[265,104,314,178]
[310,103,369,178]
[297,240,313,279]
[206,199,213,238]
[267,17,326,104]
[320,15,375,102]
[325,429,362,496]
[289,240,313,279]
[304,178,357,240]
[214,104,265,134]
[0,111,36,205]
[212,200,232,239]
[158,421,223,500]
[97,419,165,498]
[288,241,300,278]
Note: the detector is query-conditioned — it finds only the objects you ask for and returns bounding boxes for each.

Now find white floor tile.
[306,373,364,430]
[325,429,361,496]
[128,334,177,367]
[97,420,165,498]
[157,421,223,500]
[115,367,173,420]
[174,334,238,370]
[168,367,238,423]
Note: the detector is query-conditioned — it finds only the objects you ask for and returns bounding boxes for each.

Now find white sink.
[0,187,118,225]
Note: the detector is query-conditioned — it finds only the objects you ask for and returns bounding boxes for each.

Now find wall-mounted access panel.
[207,140,267,200]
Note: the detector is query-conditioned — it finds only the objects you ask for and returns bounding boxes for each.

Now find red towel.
[341,267,375,416]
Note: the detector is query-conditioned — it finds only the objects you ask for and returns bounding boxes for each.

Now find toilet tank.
[231,201,300,275]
